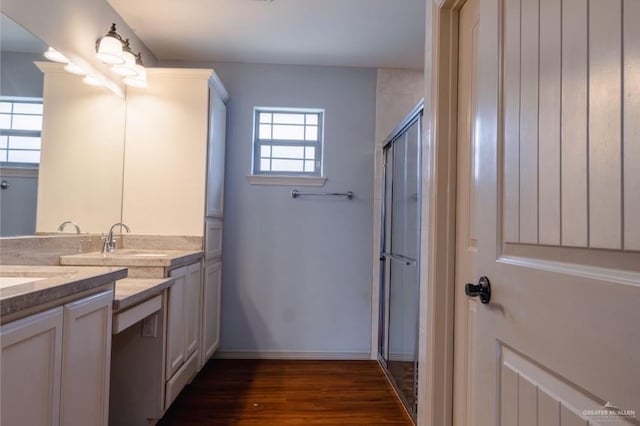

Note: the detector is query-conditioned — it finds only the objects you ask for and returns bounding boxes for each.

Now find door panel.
[166,268,187,378]
[538,0,561,246]
[60,290,113,426]
[1,307,63,426]
[202,261,222,362]
[499,346,622,425]
[206,90,227,219]
[185,263,201,358]
[473,0,640,424]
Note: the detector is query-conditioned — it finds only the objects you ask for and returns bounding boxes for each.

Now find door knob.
[465,276,491,304]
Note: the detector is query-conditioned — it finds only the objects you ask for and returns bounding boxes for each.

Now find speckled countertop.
[113,277,174,312]
[59,249,203,268]
[0,265,128,317]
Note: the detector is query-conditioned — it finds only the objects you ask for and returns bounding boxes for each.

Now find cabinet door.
[1,307,63,426]
[205,218,223,261]
[60,290,113,426]
[167,266,187,378]
[184,262,202,358]
[201,261,222,364]
[205,89,227,218]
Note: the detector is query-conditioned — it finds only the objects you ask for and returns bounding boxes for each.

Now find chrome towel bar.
[291,189,354,200]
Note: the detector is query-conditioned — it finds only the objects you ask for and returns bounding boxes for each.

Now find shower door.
[379,105,422,420]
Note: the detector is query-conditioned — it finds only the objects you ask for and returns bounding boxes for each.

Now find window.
[253,108,323,176]
[0,98,44,166]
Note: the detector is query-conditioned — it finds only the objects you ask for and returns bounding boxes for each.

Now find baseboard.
[213,350,371,360]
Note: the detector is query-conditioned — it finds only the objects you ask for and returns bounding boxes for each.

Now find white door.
[453,0,480,425]
[60,290,113,426]
[472,0,640,424]
[1,307,63,426]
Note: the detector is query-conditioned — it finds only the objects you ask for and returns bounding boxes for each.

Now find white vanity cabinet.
[165,262,202,408]
[1,289,113,426]
[1,307,63,426]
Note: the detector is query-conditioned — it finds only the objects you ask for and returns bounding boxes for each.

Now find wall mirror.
[0,13,126,237]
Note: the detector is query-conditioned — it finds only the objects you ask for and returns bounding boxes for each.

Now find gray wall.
[206,62,377,356]
[0,174,38,236]
[0,52,44,97]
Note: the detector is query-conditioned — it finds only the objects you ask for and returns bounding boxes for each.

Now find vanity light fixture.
[44,47,69,63]
[63,62,86,75]
[122,53,147,88]
[96,23,125,65]
[111,39,138,77]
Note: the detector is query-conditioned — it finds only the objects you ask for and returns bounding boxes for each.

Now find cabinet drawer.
[204,218,222,260]
[112,295,162,334]
[165,350,198,410]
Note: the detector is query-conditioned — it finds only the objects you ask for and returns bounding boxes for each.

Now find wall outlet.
[142,314,158,337]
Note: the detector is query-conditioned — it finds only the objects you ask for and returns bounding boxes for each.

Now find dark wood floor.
[158,359,413,425]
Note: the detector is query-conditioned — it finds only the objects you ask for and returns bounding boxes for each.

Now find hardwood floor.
[158,359,414,425]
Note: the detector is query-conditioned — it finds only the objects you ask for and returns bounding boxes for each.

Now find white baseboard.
[213,350,371,360]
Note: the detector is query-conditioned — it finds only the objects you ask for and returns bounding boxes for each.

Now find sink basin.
[0,277,47,289]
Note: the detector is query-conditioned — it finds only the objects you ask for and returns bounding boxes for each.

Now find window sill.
[0,165,39,178]
[246,175,327,187]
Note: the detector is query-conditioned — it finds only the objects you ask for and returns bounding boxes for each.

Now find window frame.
[0,96,44,169]
[252,107,325,177]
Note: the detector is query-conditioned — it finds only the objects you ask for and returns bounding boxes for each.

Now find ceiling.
[106,0,425,69]
[1,14,46,53]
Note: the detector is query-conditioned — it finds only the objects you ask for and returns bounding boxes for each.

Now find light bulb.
[123,64,147,88]
[96,36,124,65]
[112,50,138,77]
[64,63,86,75]
[44,47,69,63]
[96,24,125,65]
[82,75,104,87]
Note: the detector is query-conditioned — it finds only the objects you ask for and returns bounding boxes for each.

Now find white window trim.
[0,167,38,178]
[246,175,327,187]
[0,97,43,168]
[251,107,325,178]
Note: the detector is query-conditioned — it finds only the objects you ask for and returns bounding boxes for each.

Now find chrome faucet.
[102,222,130,253]
[57,221,81,234]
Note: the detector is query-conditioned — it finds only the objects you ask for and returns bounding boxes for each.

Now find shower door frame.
[378,102,424,421]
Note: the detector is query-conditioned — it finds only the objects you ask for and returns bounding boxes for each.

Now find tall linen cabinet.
[121,68,228,418]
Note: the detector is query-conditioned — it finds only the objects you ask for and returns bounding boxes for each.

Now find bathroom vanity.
[0,14,228,422]
[60,249,209,423]
[0,265,126,426]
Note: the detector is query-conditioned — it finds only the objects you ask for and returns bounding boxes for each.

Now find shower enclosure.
[378,102,422,420]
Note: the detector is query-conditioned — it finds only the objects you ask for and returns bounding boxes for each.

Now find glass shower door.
[379,112,421,419]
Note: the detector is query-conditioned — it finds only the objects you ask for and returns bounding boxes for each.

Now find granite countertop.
[59,249,203,269]
[113,277,174,312]
[0,265,128,317]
